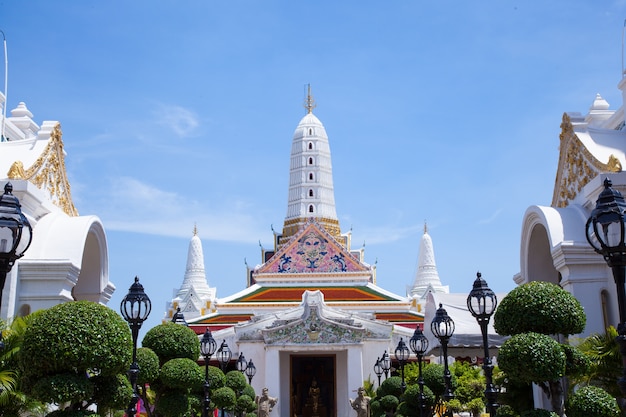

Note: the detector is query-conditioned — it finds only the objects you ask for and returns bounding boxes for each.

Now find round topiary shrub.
[242,383,256,400]
[136,347,160,386]
[400,383,435,412]
[225,369,247,393]
[520,410,558,417]
[377,376,403,398]
[236,394,255,415]
[155,390,189,417]
[32,373,94,405]
[207,365,226,390]
[160,357,204,390]
[92,374,133,411]
[566,385,620,417]
[380,395,399,412]
[422,363,458,397]
[494,281,585,336]
[498,332,566,384]
[22,301,131,378]
[142,322,201,364]
[561,344,590,379]
[46,411,99,417]
[212,386,236,411]
[495,405,518,417]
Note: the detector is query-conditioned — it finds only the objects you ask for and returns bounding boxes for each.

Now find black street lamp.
[381,350,391,380]
[394,338,409,394]
[216,340,232,372]
[200,328,217,417]
[171,307,188,326]
[585,178,626,395]
[410,327,429,417]
[373,357,383,387]
[467,272,498,417]
[236,352,247,373]
[120,277,152,417]
[245,359,256,384]
[431,303,455,416]
[0,182,33,347]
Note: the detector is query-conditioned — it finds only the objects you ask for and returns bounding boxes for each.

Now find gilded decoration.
[7,124,78,216]
[552,114,622,208]
[262,306,374,344]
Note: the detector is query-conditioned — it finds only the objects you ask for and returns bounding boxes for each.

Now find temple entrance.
[290,355,336,417]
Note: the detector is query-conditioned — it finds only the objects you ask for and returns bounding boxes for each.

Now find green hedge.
[566,386,620,417]
[142,322,200,364]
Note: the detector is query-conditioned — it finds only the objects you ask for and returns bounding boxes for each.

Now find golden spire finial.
[304,84,316,114]
[193,223,198,236]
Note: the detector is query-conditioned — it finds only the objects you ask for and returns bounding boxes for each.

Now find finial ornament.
[424,221,428,234]
[304,84,316,114]
[193,223,198,236]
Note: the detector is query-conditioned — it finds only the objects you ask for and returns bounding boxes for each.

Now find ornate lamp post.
[216,340,232,371]
[0,182,33,347]
[410,327,429,417]
[374,357,383,387]
[245,359,256,384]
[236,352,247,373]
[201,328,217,417]
[120,277,152,417]
[431,303,455,416]
[467,272,498,417]
[585,178,626,395]
[394,338,409,394]
[381,350,391,380]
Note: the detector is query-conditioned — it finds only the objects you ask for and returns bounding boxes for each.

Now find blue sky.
[2,1,626,335]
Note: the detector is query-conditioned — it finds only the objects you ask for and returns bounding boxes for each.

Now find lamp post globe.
[410,327,429,417]
[373,357,383,387]
[0,182,33,348]
[237,352,248,373]
[245,359,256,384]
[585,177,626,395]
[216,340,232,371]
[120,276,151,417]
[467,272,498,417]
[394,338,409,394]
[200,328,217,417]
[431,303,455,414]
[381,350,391,380]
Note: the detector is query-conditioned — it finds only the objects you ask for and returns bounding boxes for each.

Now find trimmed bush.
[22,301,131,378]
[422,363,458,397]
[561,344,590,379]
[32,373,94,405]
[566,385,620,417]
[401,383,435,412]
[92,374,133,411]
[225,370,247,393]
[494,281,585,336]
[155,390,189,417]
[207,365,226,390]
[161,357,204,390]
[142,322,200,364]
[495,405,518,417]
[380,394,399,412]
[212,386,236,411]
[46,411,98,417]
[136,347,160,386]
[377,376,403,399]
[498,333,566,384]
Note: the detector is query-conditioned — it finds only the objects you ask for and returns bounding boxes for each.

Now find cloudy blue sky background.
[2,1,626,334]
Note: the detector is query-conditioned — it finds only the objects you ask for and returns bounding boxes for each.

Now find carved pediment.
[552,113,622,208]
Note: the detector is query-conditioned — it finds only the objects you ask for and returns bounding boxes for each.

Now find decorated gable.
[258,222,369,274]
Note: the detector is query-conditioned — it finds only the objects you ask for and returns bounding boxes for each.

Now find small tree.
[566,385,620,417]
[141,322,203,417]
[494,281,586,416]
[20,301,132,414]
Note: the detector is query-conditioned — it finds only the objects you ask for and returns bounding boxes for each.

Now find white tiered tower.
[281,85,341,242]
[165,226,216,322]
[409,223,449,300]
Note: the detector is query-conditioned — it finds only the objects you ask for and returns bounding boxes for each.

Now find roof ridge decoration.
[256,220,369,275]
[6,123,78,216]
[552,113,622,208]
[259,290,386,344]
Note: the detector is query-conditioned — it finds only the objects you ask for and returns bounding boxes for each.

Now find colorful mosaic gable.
[261,223,368,274]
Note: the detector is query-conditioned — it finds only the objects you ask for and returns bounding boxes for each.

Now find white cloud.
[154,104,199,138]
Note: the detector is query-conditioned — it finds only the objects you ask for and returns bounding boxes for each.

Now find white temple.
[167,88,435,417]
[0,93,113,320]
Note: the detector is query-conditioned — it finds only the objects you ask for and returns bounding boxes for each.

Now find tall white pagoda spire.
[282,85,340,240]
[410,223,448,298]
[165,226,216,321]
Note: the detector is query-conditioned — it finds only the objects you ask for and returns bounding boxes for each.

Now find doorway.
[290,355,336,417]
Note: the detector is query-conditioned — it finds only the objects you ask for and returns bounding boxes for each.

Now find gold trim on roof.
[552,114,622,208]
[7,123,78,216]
